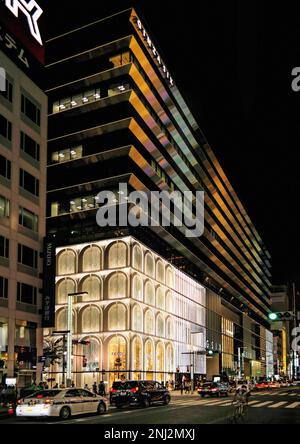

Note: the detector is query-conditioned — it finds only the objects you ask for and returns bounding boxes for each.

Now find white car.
[16,388,108,420]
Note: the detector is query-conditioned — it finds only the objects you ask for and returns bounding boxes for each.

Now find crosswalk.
[172,396,300,410]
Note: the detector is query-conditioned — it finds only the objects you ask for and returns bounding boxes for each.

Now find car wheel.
[97,402,106,415]
[143,398,150,408]
[60,406,71,420]
[164,395,171,405]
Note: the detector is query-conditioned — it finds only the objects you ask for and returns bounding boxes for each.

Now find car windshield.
[203,383,216,388]
[112,381,138,390]
[26,390,61,399]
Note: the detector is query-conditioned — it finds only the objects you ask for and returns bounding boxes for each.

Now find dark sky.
[44,0,300,288]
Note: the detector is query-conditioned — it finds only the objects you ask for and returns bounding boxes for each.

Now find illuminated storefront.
[44,237,207,387]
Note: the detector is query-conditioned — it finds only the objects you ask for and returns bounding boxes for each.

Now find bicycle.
[227,399,248,423]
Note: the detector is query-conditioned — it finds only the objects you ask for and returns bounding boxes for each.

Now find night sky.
[44,0,300,289]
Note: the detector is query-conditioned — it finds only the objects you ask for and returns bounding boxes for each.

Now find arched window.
[166,267,173,288]
[156,342,165,382]
[145,253,154,277]
[107,273,127,299]
[166,291,173,313]
[108,242,127,268]
[166,344,174,374]
[132,245,142,271]
[156,261,164,283]
[132,305,143,332]
[82,246,101,272]
[56,279,75,305]
[156,314,164,337]
[56,309,75,332]
[81,276,101,302]
[156,287,165,310]
[132,337,142,380]
[166,317,174,339]
[82,306,101,333]
[108,336,126,385]
[58,250,76,275]
[145,339,154,377]
[108,304,126,331]
[83,338,101,372]
[144,310,154,335]
[132,275,143,301]
[145,281,155,306]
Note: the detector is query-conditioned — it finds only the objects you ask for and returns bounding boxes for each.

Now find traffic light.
[268,311,295,321]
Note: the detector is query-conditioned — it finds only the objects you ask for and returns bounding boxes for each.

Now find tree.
[43,337,64,366]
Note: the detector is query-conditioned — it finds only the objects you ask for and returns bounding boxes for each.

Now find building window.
[0,277,8,299]
[0,195,10,218]
[0,78,13,103]
[144,310,155,335]
[132,275,143,301]
[52,89,101,114]
[132,244,142,271]
[19,169,39,197]
[132,305,143,332]
[156,288,165,310]
[17,283,37,305]
[109,51,132,68]
[82,246,101,272]
[156,315,164,337]
[20,132,40,162]
[108,273,127,299]
[19,207,39,232]
[145,253,154,278]
[0,235,9,259]
[81,276,101,302]
[108,242,127,268]
[51,145,83,164]
[82,306,100,333]
[108,83,130,96]
[0,154,11,181]
[108,304,126,331]
[56,279,75,305]
[145,281,155,306]
[18,244,38,269]
[21,94,41,126]
[0,114,12,141]
[57,250,76,275]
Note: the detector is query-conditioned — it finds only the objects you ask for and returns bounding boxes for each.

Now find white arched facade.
[50,238,207,388]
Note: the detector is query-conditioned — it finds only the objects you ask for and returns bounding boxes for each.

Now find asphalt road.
[1,387,300,425]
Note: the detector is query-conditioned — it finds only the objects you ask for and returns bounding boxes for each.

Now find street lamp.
[66,292,88,387]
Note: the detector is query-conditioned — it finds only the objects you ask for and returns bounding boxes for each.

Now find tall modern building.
[44,8,273,386]
[0,2,47,386]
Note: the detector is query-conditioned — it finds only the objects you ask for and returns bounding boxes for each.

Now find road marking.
[285,402,300,409]
[248,401,260,406]
[252,401,274,408]
[268,402,288,408]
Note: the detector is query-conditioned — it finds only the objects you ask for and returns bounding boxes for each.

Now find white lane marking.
[248,401,261,406]
[268,402,288,409]
[285,402,300,409]
[251,401,274,408]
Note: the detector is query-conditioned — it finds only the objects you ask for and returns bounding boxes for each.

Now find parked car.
[110,381,171,408]
[16,388,108,420]
[197,382,229,398]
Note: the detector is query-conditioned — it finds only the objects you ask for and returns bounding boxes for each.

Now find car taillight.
[45,399,54,405]
[110,389,117,393]
[130,387,139,393]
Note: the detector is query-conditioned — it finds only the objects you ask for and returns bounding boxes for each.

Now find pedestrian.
[98,381,105,396]
[53,383,59,389]
[180,381,184,395]
[92,382,97,394]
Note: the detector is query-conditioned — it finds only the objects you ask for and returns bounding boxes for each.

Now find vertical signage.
[42,237,56,328]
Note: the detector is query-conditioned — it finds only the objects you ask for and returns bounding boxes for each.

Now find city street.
[1,387,300,425]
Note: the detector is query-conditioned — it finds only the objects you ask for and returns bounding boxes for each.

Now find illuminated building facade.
[45,8,273,381]
[0,1,47,386]
[43,237,206,387]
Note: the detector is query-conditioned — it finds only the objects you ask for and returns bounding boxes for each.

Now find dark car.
[110,380,171,408]
[197,382,229,398]
[0,389,17,418]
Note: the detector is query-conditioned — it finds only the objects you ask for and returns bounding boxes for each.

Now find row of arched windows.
[57,242,174,287]
[56,274,174,312]
[55,304,175,339]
